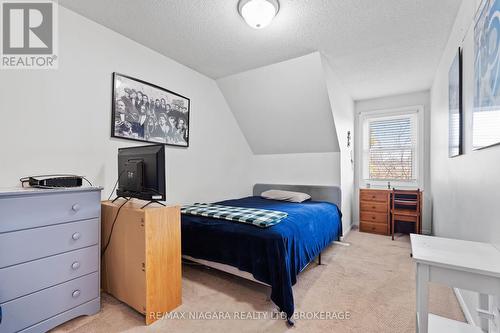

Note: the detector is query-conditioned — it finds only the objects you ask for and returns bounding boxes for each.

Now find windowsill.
[359,181,422,190]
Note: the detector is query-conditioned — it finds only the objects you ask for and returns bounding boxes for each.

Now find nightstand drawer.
[360,222,388,235]
[360,201,387,213]
[0,272,99,333]
[0,219,99,268]
[0,245,98,303]
[360,211,387,224]
[360,190,388,203]
[0,191,100,233]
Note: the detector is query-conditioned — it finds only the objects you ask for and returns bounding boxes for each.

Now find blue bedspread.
[181,196,342,319]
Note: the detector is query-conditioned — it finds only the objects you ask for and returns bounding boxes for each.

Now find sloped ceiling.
[217,52,339,155]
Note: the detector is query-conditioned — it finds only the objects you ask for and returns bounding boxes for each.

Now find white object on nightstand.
[411,234,500,333]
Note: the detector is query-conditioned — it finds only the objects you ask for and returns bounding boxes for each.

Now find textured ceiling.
[59,0,462,100]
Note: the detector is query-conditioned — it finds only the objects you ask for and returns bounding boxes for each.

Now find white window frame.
[358,105,424,189]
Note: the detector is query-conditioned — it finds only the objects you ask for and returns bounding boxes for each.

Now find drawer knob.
[72,203,81,212]
[72,290,81,298]
[372,216,376,220]
[71,261,80,270]
[72,232,81,241]
[372,206,376,209]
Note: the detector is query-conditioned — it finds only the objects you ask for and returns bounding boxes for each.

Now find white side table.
[411,234,500,333]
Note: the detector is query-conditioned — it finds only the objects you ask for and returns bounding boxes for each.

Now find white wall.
[252,152,341,185]
[321,57,355,236]
[0,6,254,204]
[353,91,432,233]
[430,0,500,243]
[430,0,500,328]
[217,52,340,154]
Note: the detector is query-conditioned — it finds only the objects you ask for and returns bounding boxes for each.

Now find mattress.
[181,196,342,319]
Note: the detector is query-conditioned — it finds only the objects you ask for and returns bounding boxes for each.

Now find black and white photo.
[111,73,190,147]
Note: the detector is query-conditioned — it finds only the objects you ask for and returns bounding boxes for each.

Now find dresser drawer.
[0,191,100,233]
[360,201,387,213]
[360,211,387,224]
[360,221,388,235]
[360,190,388,203]
[0,245,98,303]
[0,219,99,268]
[0,272,99,333]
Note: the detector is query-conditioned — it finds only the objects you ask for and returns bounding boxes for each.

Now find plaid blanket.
[181,203,288,228]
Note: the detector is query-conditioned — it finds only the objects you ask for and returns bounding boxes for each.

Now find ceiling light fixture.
[238,0,279,29]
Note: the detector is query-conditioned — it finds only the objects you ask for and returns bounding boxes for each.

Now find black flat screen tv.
[116,144,165,201]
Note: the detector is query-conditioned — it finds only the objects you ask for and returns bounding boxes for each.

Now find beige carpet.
[52,230,465,333]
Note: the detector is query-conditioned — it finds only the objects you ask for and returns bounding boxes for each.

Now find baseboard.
[341,223,353,241]
[348,223,428,236]
[454,288,476,326]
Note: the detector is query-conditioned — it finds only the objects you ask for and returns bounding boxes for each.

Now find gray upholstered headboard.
[253,184,342,209]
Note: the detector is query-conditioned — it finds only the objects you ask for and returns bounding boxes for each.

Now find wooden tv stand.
[101,199,181,325]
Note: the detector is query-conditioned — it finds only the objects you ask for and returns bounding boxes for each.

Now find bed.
[181,184,343,323]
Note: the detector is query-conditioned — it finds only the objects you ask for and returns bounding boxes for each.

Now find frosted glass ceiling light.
[238,0,279,29]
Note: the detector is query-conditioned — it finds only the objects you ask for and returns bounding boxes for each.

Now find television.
[116,144,165,201]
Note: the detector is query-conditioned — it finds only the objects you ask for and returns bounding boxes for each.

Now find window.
[360,107,422,186]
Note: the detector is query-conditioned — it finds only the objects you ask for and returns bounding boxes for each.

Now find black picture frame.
[448,48,463,157]
[111,72,190,147]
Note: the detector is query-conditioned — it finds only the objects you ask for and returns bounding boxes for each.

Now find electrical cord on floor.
[101,197,130,257]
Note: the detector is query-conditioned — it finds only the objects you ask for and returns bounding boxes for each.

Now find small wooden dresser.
[359,189,390,235]
[101,200,182,325]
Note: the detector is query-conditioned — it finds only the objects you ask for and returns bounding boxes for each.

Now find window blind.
[364,115,416,181]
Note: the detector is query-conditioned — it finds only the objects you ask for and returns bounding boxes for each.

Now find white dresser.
[0,187,102,333]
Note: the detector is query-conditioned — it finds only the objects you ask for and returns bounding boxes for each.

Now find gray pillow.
[261,190,311,203]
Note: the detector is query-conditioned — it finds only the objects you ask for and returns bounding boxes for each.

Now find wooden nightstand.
[101,199,181,325]
[359,189,390,235]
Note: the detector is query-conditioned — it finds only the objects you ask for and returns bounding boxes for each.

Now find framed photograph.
[111,72,190,147]
[448,48,463,157]
[473,0,500,150]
